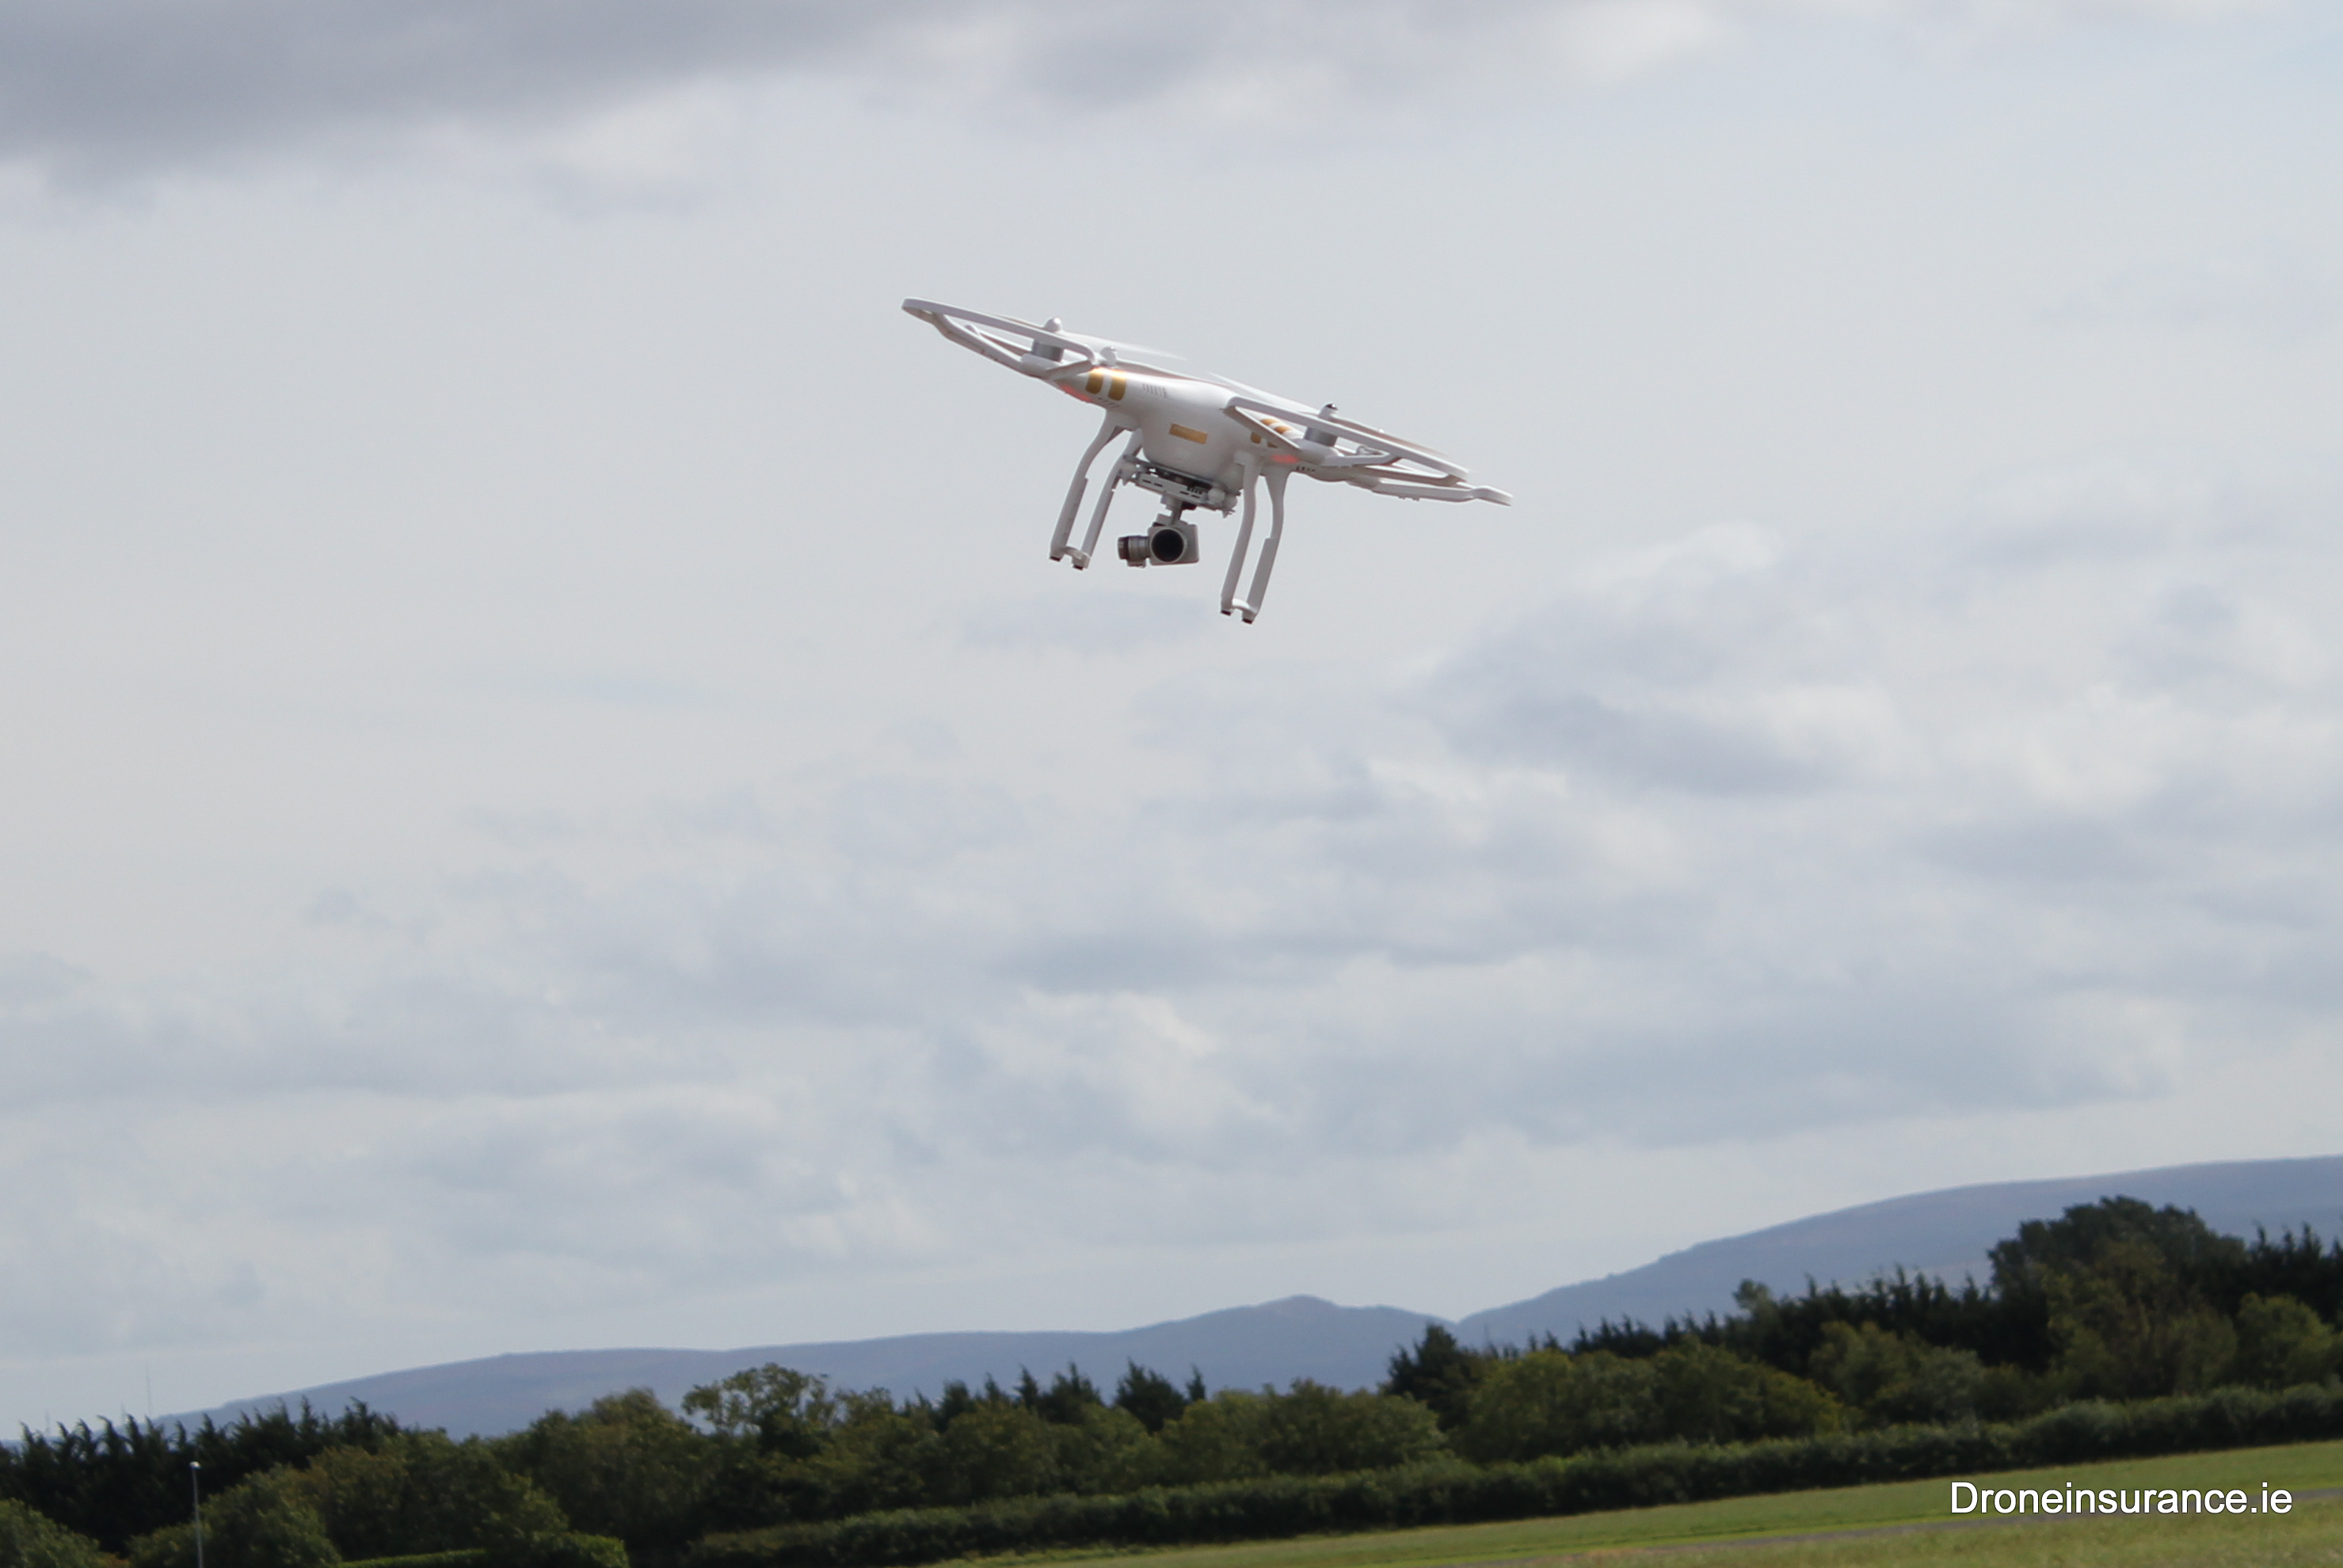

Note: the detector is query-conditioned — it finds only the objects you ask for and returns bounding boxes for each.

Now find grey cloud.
[0,0,903,175]
[1434,684,1838,793]
[39,461,2326,1182]
[1923,813,2164,884]
[2,0,1556,173]
[0,1212,276,1356]
[958,591,1203,655]
[9,439,2341,1372]
[1440,991,2078,1149]
[0,0,2279,178]
[827,776,1027,866]
[374,1096,863,1262]
[1416,528,1874,794]
[0,950,89,1005]
[0,954,253,1107]
[2050,255,2341,347]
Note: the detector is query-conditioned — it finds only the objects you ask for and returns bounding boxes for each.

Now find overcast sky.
[3,0,2341,1431]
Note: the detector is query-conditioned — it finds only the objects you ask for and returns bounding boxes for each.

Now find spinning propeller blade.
[1051,326,1183,363]
[901,300,1184,379]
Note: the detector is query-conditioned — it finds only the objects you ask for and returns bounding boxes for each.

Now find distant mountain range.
[182,1153,2343,1437]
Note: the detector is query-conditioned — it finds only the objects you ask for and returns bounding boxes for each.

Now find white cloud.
[10,452,2339,1395]
[2051,255,2341,347]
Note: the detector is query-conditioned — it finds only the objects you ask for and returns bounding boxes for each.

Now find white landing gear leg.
[1072,431,1142,571]
[1051,415,1124,565]
[1221,464,1259,616]
[1222,466,1288,622]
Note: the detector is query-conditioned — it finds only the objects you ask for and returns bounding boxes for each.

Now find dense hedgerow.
[0,1498,111,1568]
[685,1383,2343,1568]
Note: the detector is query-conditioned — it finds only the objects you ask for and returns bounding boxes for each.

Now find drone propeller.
[901,299,1183,380]
[1050,325,1183,364]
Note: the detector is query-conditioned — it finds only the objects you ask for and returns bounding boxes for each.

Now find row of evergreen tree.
[3,1197,2338,1566]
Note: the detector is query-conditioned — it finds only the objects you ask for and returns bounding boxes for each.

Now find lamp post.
[189,1461,204,1568]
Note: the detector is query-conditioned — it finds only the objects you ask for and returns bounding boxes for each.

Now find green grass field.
[993,1440,2343,1568]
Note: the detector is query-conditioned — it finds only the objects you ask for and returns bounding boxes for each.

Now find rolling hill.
[180,1152,2343,1437]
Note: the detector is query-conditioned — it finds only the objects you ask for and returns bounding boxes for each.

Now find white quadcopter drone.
[903,299,1511,622]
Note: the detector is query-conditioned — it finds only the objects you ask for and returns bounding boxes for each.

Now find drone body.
[902,299,1510,622]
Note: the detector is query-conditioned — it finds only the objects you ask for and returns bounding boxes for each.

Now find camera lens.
[1151,528,1187,563]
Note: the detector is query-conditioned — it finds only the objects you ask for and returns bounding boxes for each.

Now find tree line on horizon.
[5,1196,2341,1568]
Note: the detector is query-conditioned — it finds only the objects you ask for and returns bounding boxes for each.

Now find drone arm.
[1224,395,1467,479]
[1302,447,1406,472]
[1221,402,1302,455]
[1052,413,1126,563]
